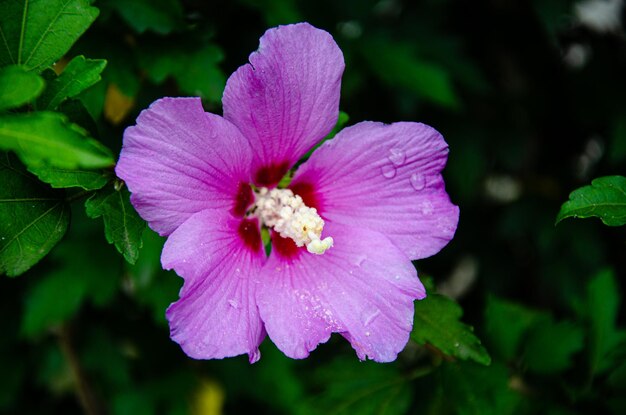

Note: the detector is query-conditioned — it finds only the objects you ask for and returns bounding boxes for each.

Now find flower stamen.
[254,188,333,255]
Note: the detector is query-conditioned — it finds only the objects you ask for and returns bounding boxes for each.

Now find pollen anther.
[255,187,333,255]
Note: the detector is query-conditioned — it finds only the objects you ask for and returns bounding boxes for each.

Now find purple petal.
[256,222,424,362]
[291,121,459,260]
[116,97,254,236]
[222,23,344,187]
[162,209,265,362]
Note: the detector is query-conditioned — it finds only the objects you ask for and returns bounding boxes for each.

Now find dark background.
[2,0,625,414]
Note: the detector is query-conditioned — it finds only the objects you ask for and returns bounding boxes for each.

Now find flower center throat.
[254,187,333,255]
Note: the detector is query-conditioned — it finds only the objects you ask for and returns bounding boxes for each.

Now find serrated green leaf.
[0,65,45,111]
[484,295,549,361]
[556,176,626,226]
[0,0,99,73]
[0,153,69,277]
[412,293,491,365]
[28,166,111,190]
[37,56,106,110]
[0,111,114,169]
[304,357,413,415]
[21,235,121,337]
[523,319,584,374]
[587,269,626,376]
[102,0,183,34]
[85,183,146,264]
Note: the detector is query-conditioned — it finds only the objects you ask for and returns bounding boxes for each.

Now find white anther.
[255,188,333,255]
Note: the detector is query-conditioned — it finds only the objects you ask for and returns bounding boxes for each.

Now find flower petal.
[162,209,265,362]
[257,222,424,362]
[222,23,344,187]
[116,97,254,236]
[291,121,459,260]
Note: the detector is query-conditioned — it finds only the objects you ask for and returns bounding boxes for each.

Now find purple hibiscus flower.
[116,22,459,363]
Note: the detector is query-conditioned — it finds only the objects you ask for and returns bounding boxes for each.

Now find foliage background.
[1,0,625,414]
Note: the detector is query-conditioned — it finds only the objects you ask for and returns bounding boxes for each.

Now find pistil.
[254,188,333,255]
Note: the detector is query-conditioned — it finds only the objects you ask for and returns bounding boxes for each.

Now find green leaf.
[28,166,111,190]
[0,111,114,169]
[586,269,626,376]
[523,319,584,374]
[484,295,548,361]
[37,56,106,110]
[0,65,45,111]
[85,182,146,264]
[102,0,183,34]
[0,153,69,277]
[0,0,99,73]
[361,39,459,109]
[556,176,626,226]
[412,293,491,365]
[21,235,121,337]
[304,357,414,415]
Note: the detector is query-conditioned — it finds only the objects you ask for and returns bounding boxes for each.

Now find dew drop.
[388,147,406,166]
[410,173,425,190]
[353,254,367,267]
[228,299,239,309]
[381,164,396,179]
[365,331,371,337]
[394,275,401,280]
[419,200,434,215]
[363,309,381,327]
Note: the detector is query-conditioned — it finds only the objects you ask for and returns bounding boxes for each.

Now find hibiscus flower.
[116,22,459,363]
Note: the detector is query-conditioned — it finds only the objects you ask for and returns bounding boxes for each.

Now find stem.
[57,324,104,415]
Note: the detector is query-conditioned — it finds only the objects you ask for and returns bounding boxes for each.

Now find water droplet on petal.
[228,299,239,309]
[365,331,371,337]
[363,309,381,327]
[388,147,406,166]
[352,254,367,266]
[394,275,401,280]
[381,164,396,179]
[410,173,425,190]
[419,200,434,215]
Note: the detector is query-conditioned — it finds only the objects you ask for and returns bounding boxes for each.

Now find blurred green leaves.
[21,236,121,337]
[102,0,184,34]
[0,65,45,111]
[0,153,69,277]
[557,176,626,226]
[0,0,99,73]
[586,269,625,376]
[138,41,225,103]
[412,293,491,366]
[305,358,413,415]
[360,39,459,109]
